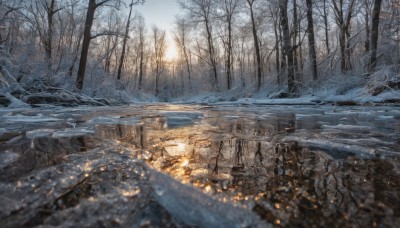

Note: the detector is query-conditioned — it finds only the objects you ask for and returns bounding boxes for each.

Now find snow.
[169,83,400,106]
[234,96,318,105]
[322,88,400,104]
[1,72,400,109]
[2,93,30,108]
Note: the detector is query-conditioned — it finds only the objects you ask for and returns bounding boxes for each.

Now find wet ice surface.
[0,104,399,227]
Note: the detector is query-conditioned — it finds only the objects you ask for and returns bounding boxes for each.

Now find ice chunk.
[26,129,55,139]
[52,128,94,138]
[0,151,19,169]
[117,117,141,125]
[376,115,394,120]
[160,111,202,128]
[283,136,400,158]
[4,115,60,123]
[88,117,120,125]
[88,116,140,126]
[322,124,373,131]
[163,140,190,156]
[166,116,194,128]
[147,165,270,228]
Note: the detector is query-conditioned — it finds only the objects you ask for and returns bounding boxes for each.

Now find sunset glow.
[165,44,178,61]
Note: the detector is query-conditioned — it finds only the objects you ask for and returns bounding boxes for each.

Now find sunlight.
[165,45,178,61]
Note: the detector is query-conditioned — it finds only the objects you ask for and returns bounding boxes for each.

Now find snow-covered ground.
[171,87,400,106]
[1,68,399,108]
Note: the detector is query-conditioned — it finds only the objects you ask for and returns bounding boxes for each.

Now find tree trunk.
[75,0,96,91]
[117,0,134,80]
[104,35,112,73]
[248,0,262,91]
[226,15,232,90]
[306,0,318,81]
[138,21,145,91]
[45,0,56,81]
[175,18,192,92]
[138,46,144,90]
[280,22,286,71]
[183,42,192,92]
[67,3,82,77]
[280,0,296,96]
[364,0,370,53]
[332,0,356,73]
[205,20,218,91]
[68,33,83,77]
[292,0,299,83]
[152,27,166,97]
[272,10,280,84]
[339,28,346,73]
[368,0,382,72]
[323,0,330,54]
[335,1,347,73]
[345,28,353,71]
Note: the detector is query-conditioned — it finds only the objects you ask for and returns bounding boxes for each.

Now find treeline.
[0,0,399,101]
[174,0,398,97]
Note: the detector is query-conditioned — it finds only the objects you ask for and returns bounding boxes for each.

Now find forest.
[1,1,400,227]
[0,0,399,106]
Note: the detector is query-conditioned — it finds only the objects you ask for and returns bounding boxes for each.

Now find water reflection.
[0,136,92,182]
[0,105,399,226]
[110,107,399,227]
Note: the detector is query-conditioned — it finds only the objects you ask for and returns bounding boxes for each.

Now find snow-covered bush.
[309,73,365,100]
[366,64,400,95]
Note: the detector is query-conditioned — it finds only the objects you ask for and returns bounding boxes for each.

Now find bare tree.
[76,0,103,90]
[269,5,280,79]
[280,0,297,95]
[151,26,166,97]
[331,0,356,73]
[43,0,60,80]
[317,0,331,55]
[174,17,192,92]
[306,0,317,80]
[75,0,135,91]
[64,0,84,77]
[363,0,372,53]
[179,0,219,91]
[103,9,120,74]
[368,0,383,73]
[22,0,63,82]
[117,0,142,80]
[220,0,239,90]
[137,15,146,91]
[2,0,400,102]
[247,0,262,91]
[292,0,299,81]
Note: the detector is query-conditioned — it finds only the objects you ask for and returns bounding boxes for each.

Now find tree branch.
[90,31,124,39]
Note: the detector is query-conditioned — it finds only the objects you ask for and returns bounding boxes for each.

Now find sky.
[135,0,181,60]
[136,0,181,33]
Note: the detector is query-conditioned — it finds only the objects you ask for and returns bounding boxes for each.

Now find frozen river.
[0,104,399,227]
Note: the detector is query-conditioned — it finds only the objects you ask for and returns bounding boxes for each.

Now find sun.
[165,44,178,61]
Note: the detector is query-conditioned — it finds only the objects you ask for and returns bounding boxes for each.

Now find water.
[0,104,399,227]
